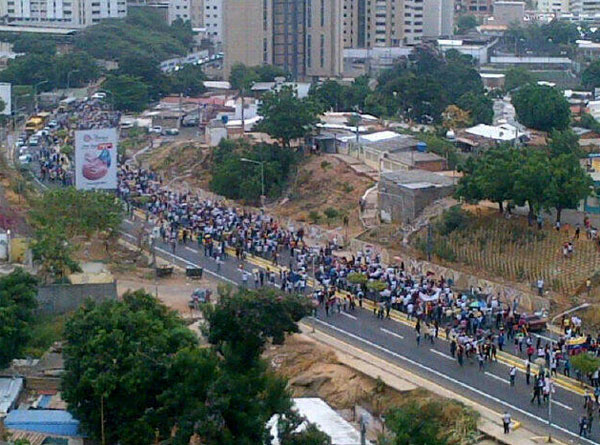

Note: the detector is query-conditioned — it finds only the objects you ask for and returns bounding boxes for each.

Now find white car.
[29,138,39,147]
[92,92,107,100]
[149,126,162,134]
[18,154,32,165]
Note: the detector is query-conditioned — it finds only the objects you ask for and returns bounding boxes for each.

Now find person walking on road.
[415,319,421,346]
[525,359,531,385]
[509,366,517,386]
[579,415,588,438]
[531,377,542,406]
[502,411,511,434]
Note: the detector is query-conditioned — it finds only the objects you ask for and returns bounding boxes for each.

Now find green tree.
[62,290,198,444]
[583,60,600,89]
[167,64,207,96]
[29,187,123,239]
[547,129,583,158]
[380,401,447,445]
[257,85,320,148]
[102,74,150,112]
[456,15,478,34]
[579,113,600,133]
[505,66,535,91]
[571,353,600,376]
[209,140,297,203]
[154,288,313,444]
[513,148,552,220]
[31,227,81,283]
[457,91,493,125]
[512,84,570,131]
[547,154,592,222]
[0,269,38,368]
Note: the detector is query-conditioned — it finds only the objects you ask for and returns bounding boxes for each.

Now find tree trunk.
[497,201,504,213]
[527,205,534,226]
[556,207,562,224]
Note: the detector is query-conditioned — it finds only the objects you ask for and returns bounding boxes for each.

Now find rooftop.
[269,398,365,445]
[4,410,82,437]
[0,377,23,415]
[386,150,446,165]
[381,169,456,187]
[0,25,77,35]
[465,123,524,141]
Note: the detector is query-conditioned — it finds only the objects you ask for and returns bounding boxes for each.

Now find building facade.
[223,0,343,79]
[168,0,190,23]
[6,0,127,28]
[422,0,454,37]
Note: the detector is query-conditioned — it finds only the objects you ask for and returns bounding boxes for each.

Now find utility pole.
[100,394,106,445]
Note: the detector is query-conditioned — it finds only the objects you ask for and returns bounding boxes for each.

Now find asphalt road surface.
[119,216,599,445]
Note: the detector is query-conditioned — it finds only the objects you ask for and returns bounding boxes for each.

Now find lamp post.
[240,157,265,206]
[67,69,80,91]
[34,80,49,112]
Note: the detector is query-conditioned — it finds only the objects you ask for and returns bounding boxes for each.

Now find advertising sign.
[0,83,11,116]
[75,128,118,190]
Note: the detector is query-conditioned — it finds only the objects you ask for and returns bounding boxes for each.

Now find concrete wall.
[36,282,117,315]
[378,178,454,224]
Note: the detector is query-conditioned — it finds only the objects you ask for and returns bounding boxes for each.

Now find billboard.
[75,128,118,190]
[0,83,11,116]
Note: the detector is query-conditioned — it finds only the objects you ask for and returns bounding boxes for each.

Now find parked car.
[91,92,106,100]
[28,137,39,147]
[162,128,179,136]
[149,126,162,134]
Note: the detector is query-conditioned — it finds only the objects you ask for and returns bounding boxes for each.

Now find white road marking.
[341,312,357,320]
[120,231,238,286]
[552,400,573,411]
[310,318,598,445]
[531,332,556,343]
[485,372,510,385]
[185,246,196,253]
[380,328,404,340]
[430,349,454,360]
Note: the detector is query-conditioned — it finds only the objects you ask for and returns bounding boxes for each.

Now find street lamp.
[240,157,265,205]
[34,80,49,112]
[67,69,80,91]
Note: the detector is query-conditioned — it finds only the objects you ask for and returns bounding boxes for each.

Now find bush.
[571,353,600,375]
[436,206,469,236]
[324,207,339,222]
[308,210,321,224]
[347,272,368,285]
[367,280,387,292]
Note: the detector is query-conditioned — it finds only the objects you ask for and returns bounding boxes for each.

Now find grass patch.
[22,314,68,358]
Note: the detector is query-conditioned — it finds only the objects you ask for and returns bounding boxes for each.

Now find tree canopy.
[257,85,321,148]
[364,48,492,124]
[456,132,591,222]
[62,287,319,445]
[209,139,297,203]
[0,269,38,368]
[511,84,570,131]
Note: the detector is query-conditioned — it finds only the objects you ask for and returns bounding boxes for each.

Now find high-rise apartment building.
[6,0,127,28]
[342,0,451,48]
[223,0,342,79]
[423,0,454,36]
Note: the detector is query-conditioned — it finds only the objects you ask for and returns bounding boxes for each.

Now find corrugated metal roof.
[0,377,24,415]
[4,410,82,437]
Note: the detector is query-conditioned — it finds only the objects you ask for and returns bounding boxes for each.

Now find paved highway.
[119,215,599,445]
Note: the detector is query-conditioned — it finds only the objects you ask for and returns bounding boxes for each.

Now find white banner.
[75,128,118,190]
